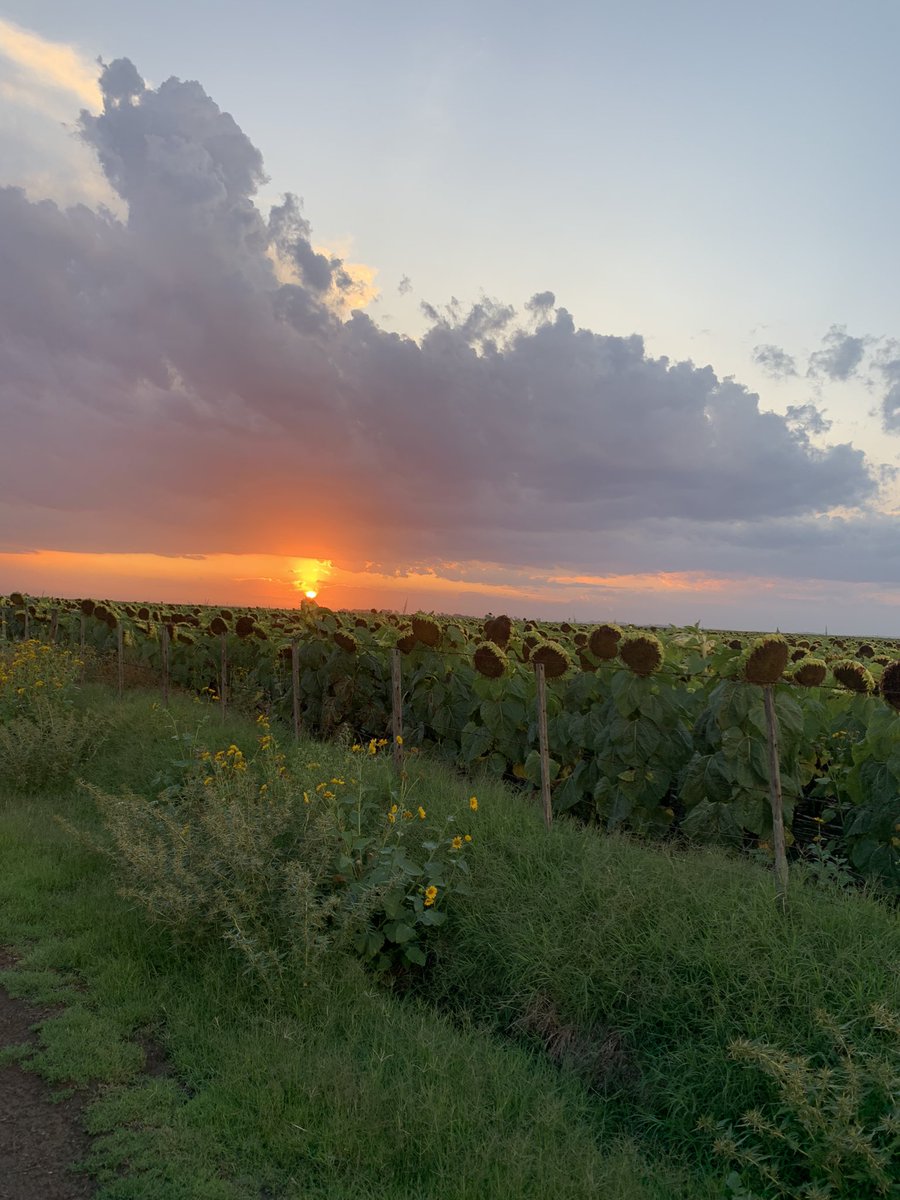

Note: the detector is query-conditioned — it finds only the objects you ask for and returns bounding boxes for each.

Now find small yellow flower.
[323,790,335,800]
[417,806,426,820]
[395,735,404,745]
[464,834,472,843]
[424,885,438,907]
[450,836,463,850]
[303,791,310,804]
[351,744,362,753]
[469,796,478,812]
[203,776,213,786]
[402,810,413,820]
[259,783,268,793]
[388,811,396,824]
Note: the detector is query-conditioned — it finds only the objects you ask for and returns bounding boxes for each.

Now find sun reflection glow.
[291,558,332,601]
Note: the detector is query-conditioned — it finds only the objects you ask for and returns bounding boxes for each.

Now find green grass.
[395,756,900,1152]
[0,687,712,1199]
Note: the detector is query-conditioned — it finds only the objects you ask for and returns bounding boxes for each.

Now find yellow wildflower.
[424,886,438,907]
[469,796,478,812]
[417,806,426,820]
[450,836,463,850]
[464,834,472,843]
[303,791,310,804]
[402,810,413,820]
[395,735,404,745]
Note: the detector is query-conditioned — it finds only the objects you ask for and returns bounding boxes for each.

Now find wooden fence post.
[116,625,125,700]
[391,649,404,773]
[763,685,789,910]
[49,608,58,644]
[23,607,29,640]
[535,662,553,830]
[161,624,170,707]
[291,640,301,741]
[220,631,228,720]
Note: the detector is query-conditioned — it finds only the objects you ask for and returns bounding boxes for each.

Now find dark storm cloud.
[752,343,798,379]
[0,58,885,579]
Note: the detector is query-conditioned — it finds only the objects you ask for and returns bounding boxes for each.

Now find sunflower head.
[334,630,358,654]
[832,659,875,694]
[474,641,508,679]
[588,623,623,661]
[209,616,228,636]
[791,657,827,687]
[619,631,664,677]
[235,615,255,638]
[857,643,875,659]
[483,614,513,648]
[880,661,900,710]
[396,632,418,654]
[10,592,24,608]
[530,640,571,679]
[412,614,442,648]
[740,635,789,685]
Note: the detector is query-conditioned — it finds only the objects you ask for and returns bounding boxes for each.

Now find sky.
[2,1,900,632]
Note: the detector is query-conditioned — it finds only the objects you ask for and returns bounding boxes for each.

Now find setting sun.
[304,589,318,599]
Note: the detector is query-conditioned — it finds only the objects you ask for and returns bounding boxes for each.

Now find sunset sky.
[3,2,900,632]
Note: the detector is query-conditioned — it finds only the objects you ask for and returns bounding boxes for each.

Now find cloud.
[807,324,869,382]
[784,403,832,436]
[751,343,797,379]
[0,17,102,112]
[0,56,889,601]
[0,19,118,212]
[398,275,412,295]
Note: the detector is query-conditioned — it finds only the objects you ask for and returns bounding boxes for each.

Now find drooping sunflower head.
[396,632,418,654]
[740,634,789,685]
[483,614,513,649]
[832,659,875,695]
[474,641,508,679]
[588,623,623,661]
[412,614,442,648]
[9,592,24,608]
[619,631,664,677]
[791,657,827,687]
[209,616,228,636]
[880,661,900,710]
[334,630,358,654]
[235,615,255,638]
[530,640,571,679]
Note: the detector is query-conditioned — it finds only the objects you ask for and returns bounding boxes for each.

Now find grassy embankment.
[1,677,897,1198]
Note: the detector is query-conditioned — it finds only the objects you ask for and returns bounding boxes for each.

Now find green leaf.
[404,945,427,966]
[383,921,416,944]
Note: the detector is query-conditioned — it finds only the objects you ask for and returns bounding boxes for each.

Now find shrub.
[79,723,478,987]
[702,1006,900,1199]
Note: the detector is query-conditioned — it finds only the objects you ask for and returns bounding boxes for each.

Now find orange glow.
[0,547,843,626]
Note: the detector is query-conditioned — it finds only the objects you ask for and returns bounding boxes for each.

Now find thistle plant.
[702,1006,900,1199]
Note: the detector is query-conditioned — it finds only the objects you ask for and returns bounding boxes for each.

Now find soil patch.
[0,949,95,1199]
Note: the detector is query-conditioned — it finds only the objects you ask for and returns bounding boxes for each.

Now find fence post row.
[534,662,553,831]
[391,648,404,774]
[762,685,789,910]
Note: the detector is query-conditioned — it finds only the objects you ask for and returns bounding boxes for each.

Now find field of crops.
[3,591,899,892]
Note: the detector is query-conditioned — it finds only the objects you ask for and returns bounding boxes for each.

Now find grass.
[2,674,898,1196]
[0,686,712,1199]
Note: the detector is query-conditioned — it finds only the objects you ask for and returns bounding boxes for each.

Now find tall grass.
[0,687,711,1199]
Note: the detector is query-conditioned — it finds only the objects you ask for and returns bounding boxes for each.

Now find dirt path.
[0,951,95,1200]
